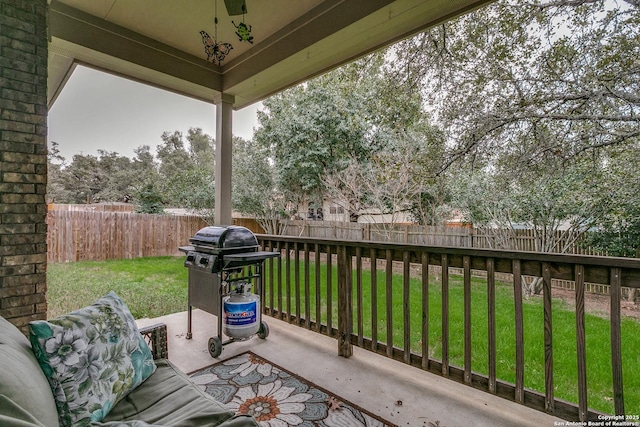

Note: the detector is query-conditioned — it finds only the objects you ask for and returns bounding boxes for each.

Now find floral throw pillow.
[29,292,156,427]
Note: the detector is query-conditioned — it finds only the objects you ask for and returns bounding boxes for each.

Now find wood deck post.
[337,245,353,357]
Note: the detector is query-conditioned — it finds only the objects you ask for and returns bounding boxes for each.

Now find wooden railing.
[257,235,640,421]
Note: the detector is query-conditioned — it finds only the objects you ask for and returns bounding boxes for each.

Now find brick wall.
[0,0,48,331]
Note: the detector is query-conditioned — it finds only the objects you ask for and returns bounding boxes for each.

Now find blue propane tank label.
[224,301,257,326]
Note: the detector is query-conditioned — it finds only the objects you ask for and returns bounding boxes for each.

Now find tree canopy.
[389,0,639,172]
[47,128,216,219]
[48,0,640,255]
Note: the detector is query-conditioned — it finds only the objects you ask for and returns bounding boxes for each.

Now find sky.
[47,65,261,161]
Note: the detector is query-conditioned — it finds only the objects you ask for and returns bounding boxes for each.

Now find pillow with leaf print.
[29,291,156,427]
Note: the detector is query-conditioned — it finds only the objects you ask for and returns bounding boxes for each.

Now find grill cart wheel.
[257,321,269,339]
[208,336,223,358]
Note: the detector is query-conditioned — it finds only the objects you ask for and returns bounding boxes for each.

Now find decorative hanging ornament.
[200,0,233,65]
[232,3,253,44]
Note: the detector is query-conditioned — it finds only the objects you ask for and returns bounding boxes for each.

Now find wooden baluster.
[464,255,472,384]
[442,254,449,377]
[295,242,301,324]
[403,250,411,364]
[371,247,378,352]
[487,258,496,394]
[386,249,394,358]
[543,262,554,413]
[513,259,524,404]
[421,252,430,370]
[356,246,364,347]
[575,264,588,421]
[327,245,333,336]
[338,245,352,357]
[610,267,624,415]
[315,243,321,332]
[304,242,310,329]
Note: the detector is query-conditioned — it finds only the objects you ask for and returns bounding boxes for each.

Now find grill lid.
[189,225,258,250]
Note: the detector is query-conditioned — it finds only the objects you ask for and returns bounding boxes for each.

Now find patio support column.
[0,0,48,332]
[214,93,234,225]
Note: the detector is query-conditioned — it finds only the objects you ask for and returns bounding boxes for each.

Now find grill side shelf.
[223,251,280,262]
[222,251,280,269]
[179,245,194,254]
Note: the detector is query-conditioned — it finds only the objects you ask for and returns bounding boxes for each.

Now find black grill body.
[184,225,259,273]
[179,225,279,357]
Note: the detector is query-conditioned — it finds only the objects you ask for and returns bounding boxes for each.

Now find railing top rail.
[256,234,640,270]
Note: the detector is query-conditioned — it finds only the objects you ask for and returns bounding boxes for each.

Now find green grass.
[48,256,640,415]
[47,257,188,319]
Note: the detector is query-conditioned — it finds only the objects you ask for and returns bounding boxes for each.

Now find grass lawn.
[48,256,640,415]
[47,257,188,319]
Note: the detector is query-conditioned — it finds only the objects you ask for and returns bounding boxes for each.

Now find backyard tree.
[587,146,640,259]
[131,145,159,183]
[156,128,216,221]
[134,183,165,214]
[453,153,624,295]
[322,121,450,230]
[389,0,639,173]
[91,150,138,202]
[47,149,138,204]
[321,160,366,223]
[155,130,192,179]
[232,136,294,234]
[186,127,215,170]
[328,138,423,238]
[46,141,69,203]
[381,0,640,263]
[253,53,424,208]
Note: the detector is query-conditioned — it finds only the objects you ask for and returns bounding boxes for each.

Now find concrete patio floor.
[137,309,562,427]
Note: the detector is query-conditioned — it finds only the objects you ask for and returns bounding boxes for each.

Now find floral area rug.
[189,351,398,427]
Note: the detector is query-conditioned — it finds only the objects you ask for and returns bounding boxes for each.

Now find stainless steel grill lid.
[189,225,259,251]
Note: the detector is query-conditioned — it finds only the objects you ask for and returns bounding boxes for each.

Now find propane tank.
[223,283,260,340]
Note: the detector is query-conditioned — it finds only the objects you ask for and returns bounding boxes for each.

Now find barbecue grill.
[179,225,279,358]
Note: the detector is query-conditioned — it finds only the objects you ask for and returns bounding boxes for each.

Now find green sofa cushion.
[104,359,258,427]
[0,392,48,427]
[29,292,156,426]
[0,317,58,427]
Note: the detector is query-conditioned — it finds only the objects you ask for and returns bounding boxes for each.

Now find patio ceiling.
[48,0,492,110]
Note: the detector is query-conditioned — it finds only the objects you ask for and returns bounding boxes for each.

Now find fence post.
[337,245,353,357]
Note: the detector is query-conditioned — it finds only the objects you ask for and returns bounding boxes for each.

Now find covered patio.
[1,0,638,425]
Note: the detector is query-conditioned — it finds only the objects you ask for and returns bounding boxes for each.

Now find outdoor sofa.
[0,292,258,427]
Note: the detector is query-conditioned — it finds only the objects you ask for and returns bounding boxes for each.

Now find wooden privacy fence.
[285,220,471,245]
[47,210,206,262]
[284,220,604,255]
[48,203,135,212]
